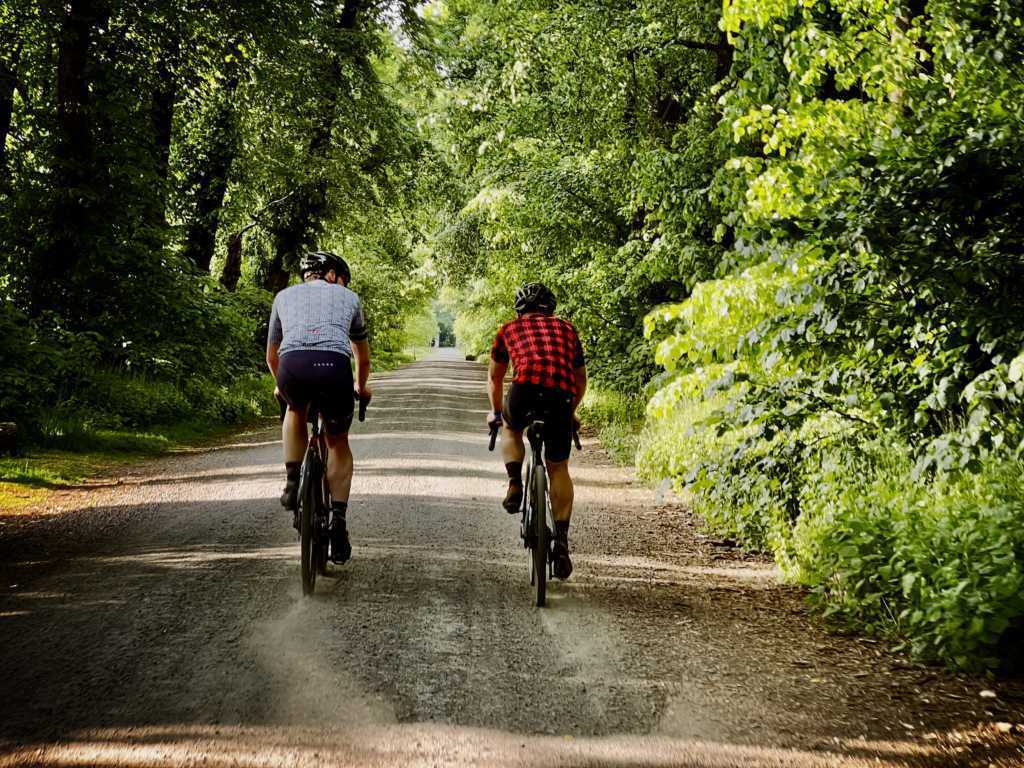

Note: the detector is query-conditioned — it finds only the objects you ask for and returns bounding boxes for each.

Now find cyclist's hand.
[572,414,582,432]
[356,385,373,402]
[274,386,283,402]
[487,410,503,428]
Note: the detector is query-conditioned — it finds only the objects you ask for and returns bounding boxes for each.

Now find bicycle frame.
[521,421,551,547]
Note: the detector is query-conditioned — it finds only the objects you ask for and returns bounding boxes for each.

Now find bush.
[795,447,1024,671]
[639,399,1024,670]
[578,388,644,464]
[0,283,277,448]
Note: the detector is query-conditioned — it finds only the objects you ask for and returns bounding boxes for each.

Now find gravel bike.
[489,417,580,607]
[282,392,369,596]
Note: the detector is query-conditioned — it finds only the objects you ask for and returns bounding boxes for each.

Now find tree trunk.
[145,34,178,235]
[263,0,362,293]
[152,37,178,185]
[182,40,242,273]
[39,0,107,310]
[714,31,733,82]
[0,63,13,176]
[219,222,255,291]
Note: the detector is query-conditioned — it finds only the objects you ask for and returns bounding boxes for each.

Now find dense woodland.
[2,0,1023,669]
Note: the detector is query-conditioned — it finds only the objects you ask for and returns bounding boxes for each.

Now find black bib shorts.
[502,382,574,463]
[276,350,355,435]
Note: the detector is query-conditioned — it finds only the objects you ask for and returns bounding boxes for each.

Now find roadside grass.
[0,373,280,513]
[1,352,439,513]
[0,419,277,513]
[577,387,644,464]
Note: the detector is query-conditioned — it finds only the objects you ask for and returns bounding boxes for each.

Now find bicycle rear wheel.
[299,451,321,596]
[316,473,330,576]
[532,466,548,607]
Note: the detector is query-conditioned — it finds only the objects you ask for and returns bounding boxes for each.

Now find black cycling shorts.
[502,383,574,463]
[276,350,354,435]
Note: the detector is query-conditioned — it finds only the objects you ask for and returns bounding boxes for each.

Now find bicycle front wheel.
[532,466,548,607]
[299,452,321,596]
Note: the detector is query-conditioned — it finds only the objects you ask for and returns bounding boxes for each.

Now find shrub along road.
[0,350,1021,767]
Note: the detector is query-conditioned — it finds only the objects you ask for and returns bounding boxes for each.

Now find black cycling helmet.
[300,250,351,285]
[514,282,557,315]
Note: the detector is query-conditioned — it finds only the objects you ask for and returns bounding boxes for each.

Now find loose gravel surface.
[1,349,1022,767]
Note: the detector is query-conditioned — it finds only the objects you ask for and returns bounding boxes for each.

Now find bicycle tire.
[316,473,330,576]
[533,465,548,607]
[299,451,320,596]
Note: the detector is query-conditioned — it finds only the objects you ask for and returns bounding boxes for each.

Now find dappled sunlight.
[0,722,967,768]
[350,431,485,446]
[172,439,281,453]
[88,545,296,569]
[578,555,781,586]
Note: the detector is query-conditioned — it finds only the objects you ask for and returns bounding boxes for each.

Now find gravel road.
[1,350,1021,767]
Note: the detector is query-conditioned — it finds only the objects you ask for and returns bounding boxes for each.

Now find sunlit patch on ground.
[0,482,50,514]
[5,722,1008,768]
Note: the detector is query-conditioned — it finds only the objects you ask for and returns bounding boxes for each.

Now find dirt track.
[1,350,1021,767]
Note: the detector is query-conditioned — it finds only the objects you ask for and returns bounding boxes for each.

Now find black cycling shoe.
[280,478,299,510]
[330,519,352,563]
[502,482,523,514]
[552,539,573,580]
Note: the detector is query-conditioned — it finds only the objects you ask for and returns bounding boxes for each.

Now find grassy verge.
[1,351,438,513]
[577,387,644,465]
[0,374,279,513]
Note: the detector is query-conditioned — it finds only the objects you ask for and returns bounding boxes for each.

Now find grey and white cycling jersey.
[267,280,368,358]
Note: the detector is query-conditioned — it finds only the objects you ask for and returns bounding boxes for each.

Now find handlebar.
[487,421,582,452]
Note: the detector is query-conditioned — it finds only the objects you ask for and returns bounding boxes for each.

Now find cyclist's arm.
[352,339,371,394]
[267,297,283,377]
[267,343,281,377]
[488,359,508,414]
[572,366,587,412]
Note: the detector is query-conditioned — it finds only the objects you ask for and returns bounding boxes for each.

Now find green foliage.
[577,388,645,465]
[430,0,729,392]
[633,0,1024,668]
[797,446,1024,671]
[1,1,443,450]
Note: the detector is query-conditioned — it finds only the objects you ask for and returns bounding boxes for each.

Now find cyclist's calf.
[546,458,574,523]
[323,431,354,503]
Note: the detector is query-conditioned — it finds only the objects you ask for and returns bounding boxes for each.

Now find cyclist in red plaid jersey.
[487,282,587,579]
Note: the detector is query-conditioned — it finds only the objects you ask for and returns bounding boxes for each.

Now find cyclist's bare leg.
[324,431,354,562]
[501,428,526,465]
[324,431,353,502]
[547,459,573,522]
[548,457,574,579]
[282,407,308,464]
[499,428,526,512]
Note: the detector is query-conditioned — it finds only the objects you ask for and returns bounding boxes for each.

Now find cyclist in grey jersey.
[266,251,372,563]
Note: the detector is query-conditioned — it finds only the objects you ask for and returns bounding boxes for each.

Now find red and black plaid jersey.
[491,314,586,394]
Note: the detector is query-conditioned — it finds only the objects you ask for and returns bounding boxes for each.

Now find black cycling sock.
[505,462,523,486]
[285,461,300,482]
[555,520,570,542]
[331,500,348,522]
